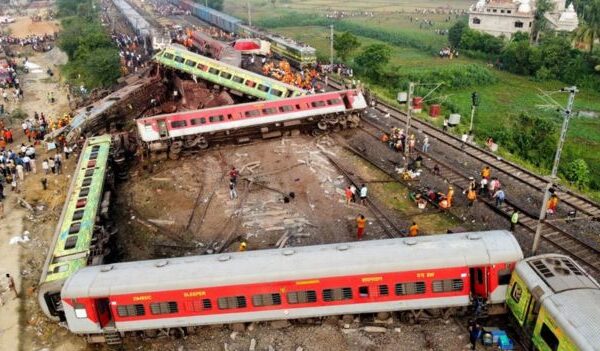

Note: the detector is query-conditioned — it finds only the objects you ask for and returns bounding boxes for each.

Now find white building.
[468,0,579,38]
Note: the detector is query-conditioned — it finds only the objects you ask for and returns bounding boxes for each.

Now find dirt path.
[0,199,25,351]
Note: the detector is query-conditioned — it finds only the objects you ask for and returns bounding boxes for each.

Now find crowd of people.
[261,59,321,91]
[439,47,459,59]
[0,33,56,52]
[112,32,148,74]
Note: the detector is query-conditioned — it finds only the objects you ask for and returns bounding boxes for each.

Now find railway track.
[330,79,600,274]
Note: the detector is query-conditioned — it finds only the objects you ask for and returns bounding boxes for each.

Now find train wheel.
[399,312,411,323]
[311,128,325,137]
[317,120,328,130]
[326,116,339,124]
[198,139,209,149]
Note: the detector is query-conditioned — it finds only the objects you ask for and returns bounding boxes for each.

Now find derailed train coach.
[61,231,523,343]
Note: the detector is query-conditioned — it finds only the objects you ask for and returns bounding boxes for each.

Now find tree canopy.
[333,31,360,62]
[448,21,467,48]
[354,44,391,78]
[193,0,224,10]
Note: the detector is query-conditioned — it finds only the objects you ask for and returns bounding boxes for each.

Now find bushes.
[458,28,505,54]
[57,5,120,89]
[393,64,497,89]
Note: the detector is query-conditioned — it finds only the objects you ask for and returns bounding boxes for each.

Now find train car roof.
[62,230,523,298]
[514,255,599,297]
[543,288,600,350]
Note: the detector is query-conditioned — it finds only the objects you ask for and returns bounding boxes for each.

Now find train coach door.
[157,120,169,139]
[469,267,488,298]
[95,298,113,328]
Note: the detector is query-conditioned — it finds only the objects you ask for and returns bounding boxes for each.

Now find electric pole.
[247,0,252,26]
[404,82,415,168]
[329,24,334,66]
[531,86,578,255]
[469,91,479,132]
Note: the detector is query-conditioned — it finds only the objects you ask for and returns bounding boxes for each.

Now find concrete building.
[468,0,579,38]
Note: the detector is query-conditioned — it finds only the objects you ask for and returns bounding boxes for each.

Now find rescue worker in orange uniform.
[481,166,491,180]
[547,194,559,214]
[238,241,247,252]
[466,188,477,207]
[356,214,367,240]
[447,186,454,207]
[409,222,419,237]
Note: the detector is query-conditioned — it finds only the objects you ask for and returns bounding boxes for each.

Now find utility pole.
[404,82,415,168]
[329,24,334,66]
[469,91,479,132]
[247,0,252,26]
[531,86,577,255]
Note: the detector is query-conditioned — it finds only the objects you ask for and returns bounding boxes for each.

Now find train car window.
[323,288,353,302]
[255,84,269,93]
[91,145,100,151]
[227,114,233,120]
[378,285,389,296]
[208,67,220,75]
[359,286,369,298]
[245,80,256,88]
[150,301,179,315]
[89,152,98,160]
[87,160,96,168]
[117,304,145,317]
[432,279,464,293]
[209,115,224,122]
[52,264,69,274]
[217,296,247,310]
[311,101,327,108]
[171,120,187,129]
[510,283,522,303]
[271,89,284,97]
[540,324,559,351]
[279,105,294,113]
[84,169,94,177]
[82,177,92,187]
[296,104,301,110]
[191,118,206,125]
[174,56,185,64]
[197,63,208,71]
[287,290,317,304]
[185,60,196,67]
[252,293,282,307]
[245,110,261,118]
[395,282,426,295]
[185,299,212,312]
[232,76,244,84]
[163,53,174,60]
[220,72,232,79]
[74,303,87,319]
[72,209,84,221]
[498,268,512,285]
[68,222,81,235]
[477,269,484,284]
[79,187,90,197]
[64,235,78,250]
[262,108,277,115]
[76,198,87,208]
[327,99,342,105]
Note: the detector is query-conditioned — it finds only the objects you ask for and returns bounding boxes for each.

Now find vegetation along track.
[327,78,600,275]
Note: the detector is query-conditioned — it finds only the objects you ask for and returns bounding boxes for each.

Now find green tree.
[448,21,467,48]
[354,44,391,78]
[532,0,555,43]
[333,31,360,62]
[573,0,600,52]
[193,0,224,10]
[509,113,558,168]
[564,158,591,189]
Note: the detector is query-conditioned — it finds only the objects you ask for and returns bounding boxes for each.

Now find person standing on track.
[356,214,366,240]
[447,186,454,207]
[466,187,477,207]
[510,210,519,231]
[493,188,505,207]
[344,186,353,206]
[481,166,491,180]
[359,184,368,205]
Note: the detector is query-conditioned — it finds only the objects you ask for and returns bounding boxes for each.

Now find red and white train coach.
[136,89,366,153]
[61,230,522,343]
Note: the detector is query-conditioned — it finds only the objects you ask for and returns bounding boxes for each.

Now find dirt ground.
[5,16,59,37]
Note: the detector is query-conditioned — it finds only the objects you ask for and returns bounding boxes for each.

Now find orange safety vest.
[356,217,366,229]
[467,189,477,201]
[439,199,449,209]
[409,225,419,237]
